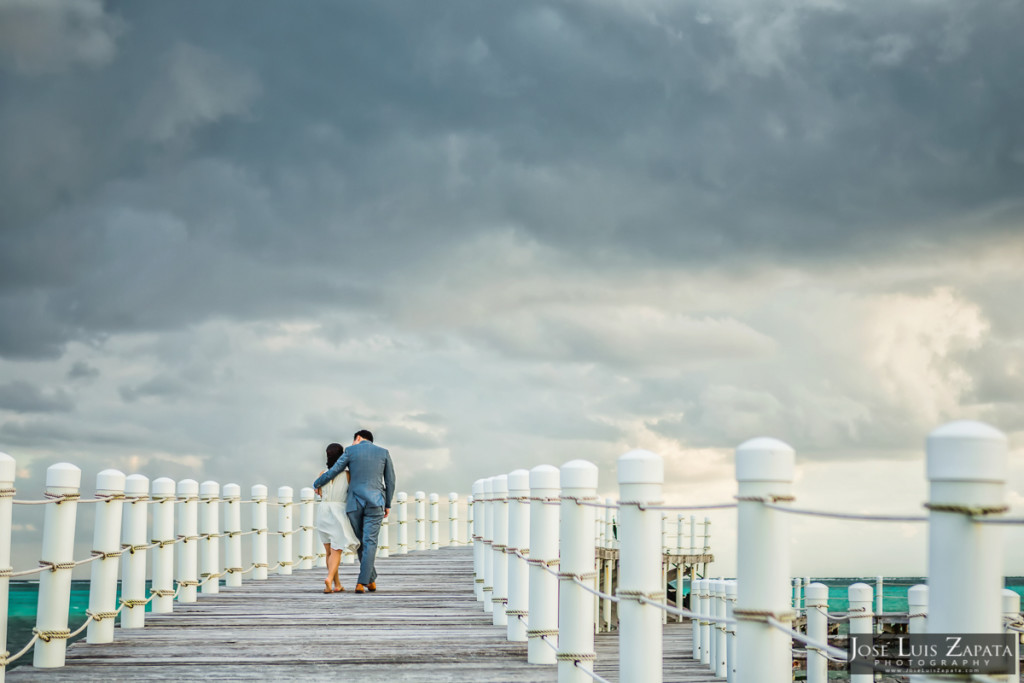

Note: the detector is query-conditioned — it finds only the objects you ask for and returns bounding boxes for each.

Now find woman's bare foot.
[323,579,332,594]
[333,579,344,592]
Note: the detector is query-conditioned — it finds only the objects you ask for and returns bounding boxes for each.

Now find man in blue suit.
[313,429,396,593]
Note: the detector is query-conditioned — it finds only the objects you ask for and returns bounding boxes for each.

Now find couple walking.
[313,430,396,594]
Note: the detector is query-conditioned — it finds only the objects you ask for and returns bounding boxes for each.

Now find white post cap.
[178,479,199,496]
[472,479,484,495]
[926,420,1007,483]
[429,492,439,502]
[277,485,293,500]
[199,480,219,498]
[848,582,873,603]
[95,469,126,494]
[223,483,241,498]
[617,450,663,484]
[735,437,795,482]
[907,585,928,604]
[151,477,175,496]
[482,478,493,496]
[300,487,314,501]
[561,459,598,489]
[492,475,509,496]
[250,484,268,500]
[1002,588,1020,613]
[125,473,149,495]
[415,490,426,499]
[396,491,408,502]
[46,462,81,489]
[507,469,530,493]
[448,492,459,502]
[805,582,829,601]
[529,464,559,489]
[0,452,15,483]
[725,581,737,598]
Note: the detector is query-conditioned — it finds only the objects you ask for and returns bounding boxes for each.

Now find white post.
[607,499,616,549]
[1003,589,1020,679]
[715,580,728,677]
[908,584,928,683]
[199,480,220,594]
[277,486,293,575]
[925,421,1006,644]
[223,483,243,586]
[792,577,801,613]
[466,494,474,552]
[0,452,14,679]
[689,514,696,555]
[617,450,663,683]
[448,492,459,547]
[120,474,150,627]
[396,491,409,555]
[734,438,795,683]
[33,462,81,668]
[176,479,199,602]
[725,581,737,683]
[528,465,560,664]
[848,582,873,683]
[875,575,883,631]
[491,475,509,627]
[379,513,390,558]
[692,578,702,661]
[298,487,314,570]
[471,482,484,600]
[482,477,495,614]
[558,460,598,683]
[703,516,711,552]
[414,491,427,551]
[661,514,669,625]
[805,582,828,683]
[150,477,176,613]
[700,578,713,668]
[429,492,440,550]
[602,498,614,630]
[506,470,530,642]
[250,484,268,580]
[676,514,685,555]
[86,469,126,643]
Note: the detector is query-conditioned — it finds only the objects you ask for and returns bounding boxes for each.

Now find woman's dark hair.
[326,443,343,468]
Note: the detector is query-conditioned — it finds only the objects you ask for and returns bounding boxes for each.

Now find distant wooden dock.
[9,548,722,682]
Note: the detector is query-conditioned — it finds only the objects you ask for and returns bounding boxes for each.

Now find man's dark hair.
[326,442,344,467]
[354,429,374,443]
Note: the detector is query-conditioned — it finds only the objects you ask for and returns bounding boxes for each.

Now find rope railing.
[760,501,927,523]
[468,420,1024,683]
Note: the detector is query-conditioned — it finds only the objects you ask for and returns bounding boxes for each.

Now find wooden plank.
[9,548,725,682]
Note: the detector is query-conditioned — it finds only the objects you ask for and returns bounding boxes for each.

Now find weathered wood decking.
[10,547,723,682]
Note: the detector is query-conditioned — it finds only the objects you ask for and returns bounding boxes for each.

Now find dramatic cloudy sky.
[2,0,1023,575]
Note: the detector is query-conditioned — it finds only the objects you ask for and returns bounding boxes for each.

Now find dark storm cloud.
[0,380,73,413]
[67,360,100,380]
[1,0,1023,359]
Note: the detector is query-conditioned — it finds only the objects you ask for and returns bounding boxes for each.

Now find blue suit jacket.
[313,441,396,513]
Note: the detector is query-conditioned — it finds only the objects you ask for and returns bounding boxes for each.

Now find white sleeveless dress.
[316,472,361,552]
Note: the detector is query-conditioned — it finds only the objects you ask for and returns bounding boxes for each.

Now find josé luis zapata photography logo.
[849,633,1018,676]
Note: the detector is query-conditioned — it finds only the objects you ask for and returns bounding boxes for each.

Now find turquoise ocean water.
[6,580,156,671]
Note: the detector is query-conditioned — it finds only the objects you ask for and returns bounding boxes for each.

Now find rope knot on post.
[32,628,72,642]
[39,560,76,572]
[86,610,120,622]
[923,502,1009,516]
[733,494,796,503]
[92,549,122,559]
[732,608,797,623]
[43,491,80,504]
[0,486,16,498]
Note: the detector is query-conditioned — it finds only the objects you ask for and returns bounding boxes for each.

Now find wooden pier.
[9,548,723,682]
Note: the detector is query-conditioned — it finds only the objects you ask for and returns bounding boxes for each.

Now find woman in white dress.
[315,443,361,592]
